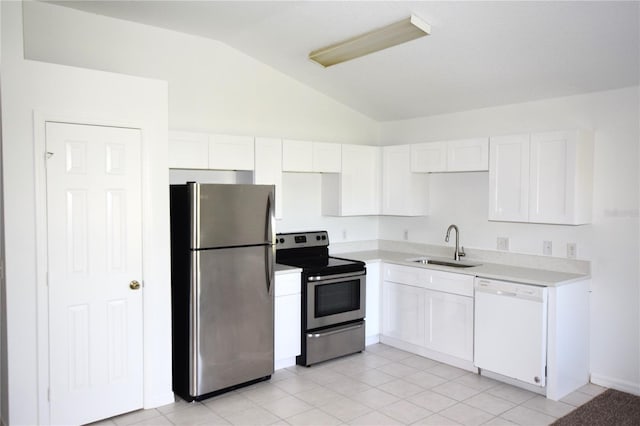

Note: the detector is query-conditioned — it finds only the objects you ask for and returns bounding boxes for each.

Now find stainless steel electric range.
[275,231,366,366]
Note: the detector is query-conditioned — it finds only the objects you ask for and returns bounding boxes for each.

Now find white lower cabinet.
[426,289,473,361]
[381,263,474,369]
[382,281,426,346]
[364,261,381,344]
[274,271,301,370]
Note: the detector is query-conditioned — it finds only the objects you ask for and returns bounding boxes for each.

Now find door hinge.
[47,387,51,401]
[545,365,548,377]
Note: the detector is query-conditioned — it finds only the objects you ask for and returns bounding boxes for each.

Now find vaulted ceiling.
[49,1,640,121]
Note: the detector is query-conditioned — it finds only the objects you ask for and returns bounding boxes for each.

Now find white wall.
[1,2,173,424]
[379,86,640,394]
[22,1,379,145]
[22,0,382,241]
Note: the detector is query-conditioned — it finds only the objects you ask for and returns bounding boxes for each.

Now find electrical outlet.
[342,229,347,240]
[567,243,577,259]
[543,240,552,256]
[403,230,409,241]
[497,237,510,251]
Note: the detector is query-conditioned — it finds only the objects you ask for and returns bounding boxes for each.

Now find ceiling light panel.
[309,14,431,67]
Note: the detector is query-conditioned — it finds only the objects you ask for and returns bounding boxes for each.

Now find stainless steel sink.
[408,257,481,268]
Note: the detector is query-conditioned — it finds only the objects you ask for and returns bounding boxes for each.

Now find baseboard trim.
[590,373,640,396]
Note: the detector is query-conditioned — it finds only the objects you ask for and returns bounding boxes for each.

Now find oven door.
[306,271,366,330]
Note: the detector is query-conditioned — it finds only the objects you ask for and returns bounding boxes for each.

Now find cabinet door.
[425,290,473,361]
[382,145,412,215]
[365,262,381,339]
[274,273,301,369]
[529,131,575,224]
[489,134,530,222]
[254,137,283,219]
[382,281,425,346]
[447,138,489,172]
[209,134,255,170]
[340,144,381,215]
[282,139,313,172]
[168,131,209,169]
[312,142,341,173]
[411,142,447,172]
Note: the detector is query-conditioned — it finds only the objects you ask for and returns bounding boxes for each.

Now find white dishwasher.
[474,278,548,387]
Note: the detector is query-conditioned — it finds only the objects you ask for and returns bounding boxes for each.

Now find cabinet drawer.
[426,270,474,297]
[384,263,428,286]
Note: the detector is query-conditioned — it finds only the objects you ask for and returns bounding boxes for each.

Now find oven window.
[314,279,360,317]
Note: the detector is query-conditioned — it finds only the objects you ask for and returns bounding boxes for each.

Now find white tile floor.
[93,344,605,426]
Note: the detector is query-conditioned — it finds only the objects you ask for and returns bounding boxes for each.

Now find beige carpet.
[552,389,640,425]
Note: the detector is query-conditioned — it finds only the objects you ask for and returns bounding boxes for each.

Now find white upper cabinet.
[488,133,531,222]
[411,141,447,172]
[209,134,255,171]
[312,142,341,173]
[322,144,381,216]
[529,131,593,225]
[411,138,489,172]
[168,131,255,171]
[282,139,313,172]
[168,131,209,169]
[283,140,341,173]
[254,137,283,219]
[381,145,429,216]
[489,130,593,225]
[447,138,489,172]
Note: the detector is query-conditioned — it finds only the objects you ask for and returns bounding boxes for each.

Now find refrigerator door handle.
[266,245,274,295]
[265,188,274,244]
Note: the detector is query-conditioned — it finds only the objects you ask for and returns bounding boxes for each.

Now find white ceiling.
[49,1,640,121]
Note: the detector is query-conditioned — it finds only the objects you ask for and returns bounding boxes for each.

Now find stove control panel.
[275,231,328,249]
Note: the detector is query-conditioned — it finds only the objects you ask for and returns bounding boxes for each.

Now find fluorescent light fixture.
[309,14,431,67]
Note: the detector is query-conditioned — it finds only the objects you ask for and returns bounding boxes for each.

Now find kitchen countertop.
[275,263,302,274]
[337,249,590,287]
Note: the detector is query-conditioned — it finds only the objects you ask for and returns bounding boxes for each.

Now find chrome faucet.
[445,224,466,261]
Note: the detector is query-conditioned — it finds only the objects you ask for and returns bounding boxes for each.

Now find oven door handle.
[308,271,366,282]
[307,323,363,338]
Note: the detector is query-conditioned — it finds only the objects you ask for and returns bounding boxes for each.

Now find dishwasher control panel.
[475,278,545,301]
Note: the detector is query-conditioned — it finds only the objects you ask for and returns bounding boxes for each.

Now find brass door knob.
[130,280,141,290]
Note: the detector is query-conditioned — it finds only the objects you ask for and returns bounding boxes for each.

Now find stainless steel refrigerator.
[170,183,275,401]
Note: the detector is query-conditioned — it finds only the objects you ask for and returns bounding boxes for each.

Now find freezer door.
[191,245,274,397]
[191,183,275,248]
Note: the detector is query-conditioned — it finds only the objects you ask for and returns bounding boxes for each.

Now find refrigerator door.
[191,183,275,249]
[191,245,274,397]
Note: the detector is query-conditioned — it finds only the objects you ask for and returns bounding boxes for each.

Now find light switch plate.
[497,237,509,251]
[403,230,409,240]
[543,240,552,256]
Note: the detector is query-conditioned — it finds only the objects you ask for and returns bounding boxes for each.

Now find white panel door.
[312,142,341,173]
[167,131,209,169]
[411,142,447,172]
[382,281,425,346]
[46,122,143,425]
[382,145,411,215]
[341,144,381,215]
[529,131,574,224]
[282,139,313,172]
[489,134,530,222]
[447,138,489,172]
[209,134,255,170]
[425,291,473,361]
